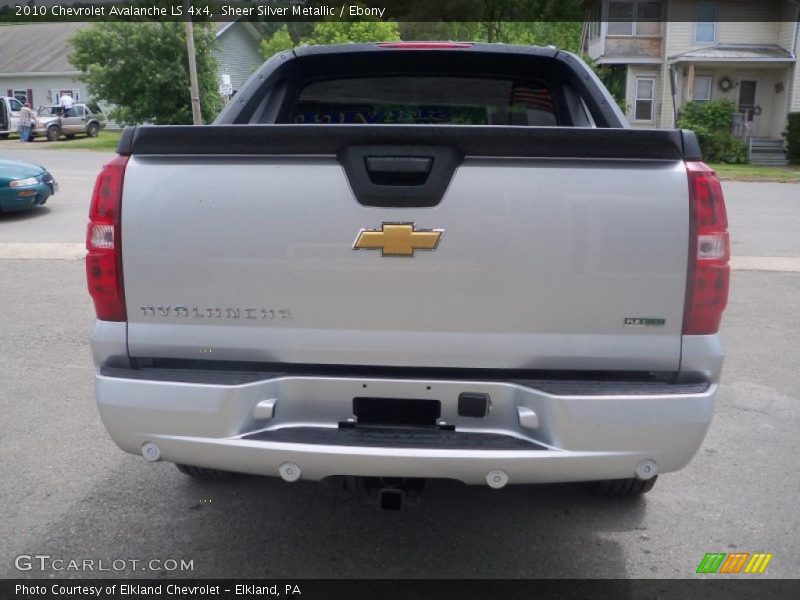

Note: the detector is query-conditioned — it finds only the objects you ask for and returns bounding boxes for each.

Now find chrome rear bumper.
[96,368,716,486]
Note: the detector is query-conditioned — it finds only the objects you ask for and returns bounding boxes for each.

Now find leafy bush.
[595,65,627,109]
[785,113,800,165]
[678,100,748,164]
[701,131,748,164]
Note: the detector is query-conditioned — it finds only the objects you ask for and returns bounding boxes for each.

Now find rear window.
[292,76,558,126]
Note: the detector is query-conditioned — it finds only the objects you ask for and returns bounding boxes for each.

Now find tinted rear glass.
[292,76,558,126]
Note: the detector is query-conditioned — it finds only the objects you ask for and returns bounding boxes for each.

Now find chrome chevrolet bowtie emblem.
[353,223,444,257]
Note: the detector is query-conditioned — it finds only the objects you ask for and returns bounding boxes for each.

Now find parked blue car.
[0,158,57,212]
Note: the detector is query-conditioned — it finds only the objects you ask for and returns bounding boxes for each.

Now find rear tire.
[86,123,99,137]
[0,133,9,139]
[175,463,238,480]
[596,476,657,497]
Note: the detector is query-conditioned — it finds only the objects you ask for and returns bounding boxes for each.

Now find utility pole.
[184,7,202,125]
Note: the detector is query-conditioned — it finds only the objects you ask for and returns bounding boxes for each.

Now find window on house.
[634,77,655,121]
[635,2,662,36]
[588,4,600,40]
[695,2,717,43]
[12,91,27,106]
[53,90,81,103]
[589,2,601,40]
[608,1,635,35]
[608,1,662,36]
[692,76,712,102]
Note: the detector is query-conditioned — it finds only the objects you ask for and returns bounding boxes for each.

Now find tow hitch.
[319,476,426,511]
[367,477,426,511]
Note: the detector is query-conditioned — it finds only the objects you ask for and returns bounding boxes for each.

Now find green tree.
[70,22,222,126]
[304,20,401,45]
[593,64,627,108]
[397,22,483,42]
[259,0,581,59]
[399,20,581,48]
[261,20,400,59]
[260,24,294,58]
[487,21,581,48]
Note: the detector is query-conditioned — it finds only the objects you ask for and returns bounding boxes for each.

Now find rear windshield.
[292,76,558,126]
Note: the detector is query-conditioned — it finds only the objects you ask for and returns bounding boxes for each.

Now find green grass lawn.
[710,163,800,183]
[48,130,122,151]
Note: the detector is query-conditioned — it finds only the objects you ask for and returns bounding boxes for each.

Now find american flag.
[510,86,555,112]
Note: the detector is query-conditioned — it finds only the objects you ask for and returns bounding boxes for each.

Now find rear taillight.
[683,161,730,335]
[86,155,128,321]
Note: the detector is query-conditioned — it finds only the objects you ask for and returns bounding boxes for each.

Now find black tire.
[86,123,99,137]
[175,463,237,480]
[596,476,657,497]
[46,125,61,142]
[0,133,9,139]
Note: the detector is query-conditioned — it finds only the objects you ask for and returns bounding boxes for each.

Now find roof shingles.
[0,23,89,73]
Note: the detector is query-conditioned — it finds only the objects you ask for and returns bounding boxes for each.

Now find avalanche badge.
[353,223,444,257]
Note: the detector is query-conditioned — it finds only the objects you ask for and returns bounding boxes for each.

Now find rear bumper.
[95,368,716,485]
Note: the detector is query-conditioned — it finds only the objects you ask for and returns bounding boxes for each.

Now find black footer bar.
[3,579,799,600]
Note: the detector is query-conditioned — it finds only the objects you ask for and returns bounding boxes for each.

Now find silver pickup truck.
[88,43,729,507]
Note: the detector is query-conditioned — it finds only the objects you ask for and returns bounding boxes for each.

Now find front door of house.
[738,79,760,136]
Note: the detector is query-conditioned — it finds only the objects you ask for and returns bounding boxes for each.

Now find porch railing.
[731,112,751,141]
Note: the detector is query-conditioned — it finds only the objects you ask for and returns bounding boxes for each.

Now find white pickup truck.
[88,43,729,508]
[0,96,23,138]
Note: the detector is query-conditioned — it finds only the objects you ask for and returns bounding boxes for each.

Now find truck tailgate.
[121,128,690,372]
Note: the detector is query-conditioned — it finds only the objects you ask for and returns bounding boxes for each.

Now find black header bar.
[0,0,796,23]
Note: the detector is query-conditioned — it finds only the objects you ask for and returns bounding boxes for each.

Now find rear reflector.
[683,162,730,335]
[86,155,128,321]
[376,42,474,49]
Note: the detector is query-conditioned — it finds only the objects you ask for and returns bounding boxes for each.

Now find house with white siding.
[0,23,89,110]
[583,0,800,163]
[0,21,263,114]
[214,21,264,96]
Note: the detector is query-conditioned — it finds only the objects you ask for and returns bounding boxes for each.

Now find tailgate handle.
[365,156,433,186]
[339,146,462,208]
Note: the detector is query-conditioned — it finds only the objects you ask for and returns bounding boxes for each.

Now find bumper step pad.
[242,427,548,451]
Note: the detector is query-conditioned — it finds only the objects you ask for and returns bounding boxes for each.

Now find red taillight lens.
[86,155,128,321]
[376,42,474,49]
[683,161,730,335]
